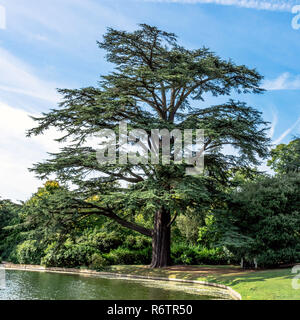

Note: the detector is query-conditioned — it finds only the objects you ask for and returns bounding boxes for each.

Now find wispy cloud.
[0,47,60,103]
[269,110,278,139]
[263,73,300,91]
[141,0,297,11]
[273,116,300,145]
[4,0,135,46]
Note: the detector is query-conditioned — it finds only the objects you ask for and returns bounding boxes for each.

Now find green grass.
[104,265,299,300]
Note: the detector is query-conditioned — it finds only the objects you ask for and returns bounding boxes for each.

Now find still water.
[0,270,220,300]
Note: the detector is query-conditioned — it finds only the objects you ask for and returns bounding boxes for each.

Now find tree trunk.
[150,208,171,268]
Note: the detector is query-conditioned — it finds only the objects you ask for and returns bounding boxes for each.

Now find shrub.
[123,235,151,250]
[171,243,232,265]
[256,247,300,268]
[103,247,151,265]
[89,253,108,270]
[92,232,124,253]
[42,241,98,268]
[195,247,231,265]
[15,240,43,265]
[171,243,198,265]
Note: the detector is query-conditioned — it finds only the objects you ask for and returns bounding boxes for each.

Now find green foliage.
[171,243,233,265]
[268,137,300,174]
[0,25,275,269]
[25,24,270,267]
[15,240,43,265]
[123,235,152,250]
[176,210,204,245]
[214,174,300,267]
[79,230,124,253]
[198,214,220,249]
[41,241,98,268]
[89,253,109,270]
[0,200,20,261]
[103,247,152,265]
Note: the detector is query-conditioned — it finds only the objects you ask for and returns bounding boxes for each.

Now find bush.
[89,253,109,270]
[256,247,300,268]
[92,232,124,253]
[171,243,232,265]
[171,243,198,265]
[103,247,151,265]
[195,247,232,265]
[123,235,151,250]
[15,240,43,265]
[42,241,98,268]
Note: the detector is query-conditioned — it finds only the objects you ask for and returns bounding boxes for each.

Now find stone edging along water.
[1,263,242,300]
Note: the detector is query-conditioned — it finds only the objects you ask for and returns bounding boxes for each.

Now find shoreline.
[1,262,242,300]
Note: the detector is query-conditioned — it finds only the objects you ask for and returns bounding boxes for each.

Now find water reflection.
[0,270,223,300]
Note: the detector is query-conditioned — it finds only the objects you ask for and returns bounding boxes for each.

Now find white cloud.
[0,102,61,202]
[0,102,106,201]
[263,73,300,91]
[142,0,296,11]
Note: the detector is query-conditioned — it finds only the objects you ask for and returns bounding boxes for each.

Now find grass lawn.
[104,265,299,300]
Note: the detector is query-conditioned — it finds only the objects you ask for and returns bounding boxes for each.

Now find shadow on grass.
[105,265,294,288]
[215,269,293,287]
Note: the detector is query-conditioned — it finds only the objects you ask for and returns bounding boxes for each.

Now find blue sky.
[0,0,300,201]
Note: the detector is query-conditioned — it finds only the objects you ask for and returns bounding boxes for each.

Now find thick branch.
[107,212,153,237]
[69,199,153,237]
[63,207,153,237]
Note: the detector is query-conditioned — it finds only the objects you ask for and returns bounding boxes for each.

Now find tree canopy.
[268,137,300,174]
[212,173,300,267]
[27,24,270,267]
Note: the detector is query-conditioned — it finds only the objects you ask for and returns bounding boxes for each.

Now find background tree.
[28,24,270,268]
[0,199,19,261]
[0,182,72,264]
[268,137,300,174]
[213,174,300,268]
[176,208,204,245]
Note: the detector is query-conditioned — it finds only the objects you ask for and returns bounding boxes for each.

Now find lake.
[0,270,224,300]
